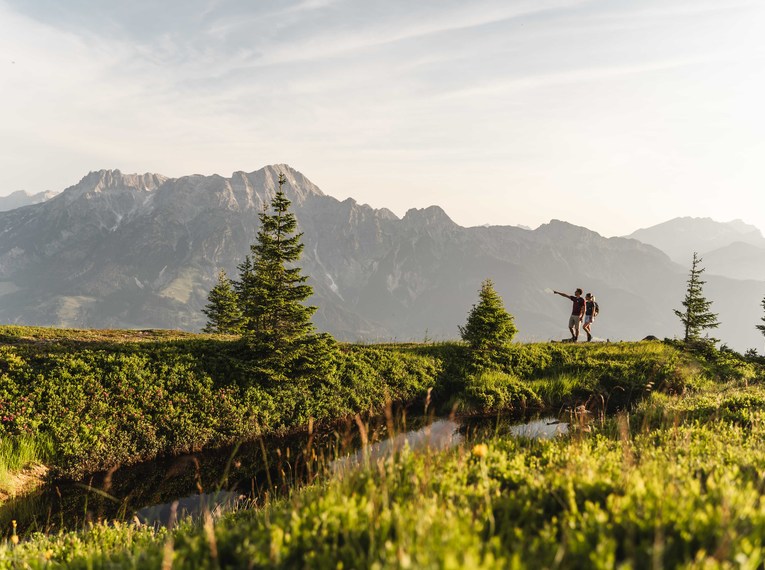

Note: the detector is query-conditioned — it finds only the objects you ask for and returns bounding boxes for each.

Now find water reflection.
[0,413,568,537]
[509,418,568,439]
[136,491,244,527]
[331,419,463,474]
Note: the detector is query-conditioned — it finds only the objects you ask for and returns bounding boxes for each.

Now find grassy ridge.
[3,376,765,567]
[0,326,725,482]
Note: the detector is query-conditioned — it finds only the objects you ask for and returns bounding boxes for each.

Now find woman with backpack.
[583,293,599,342]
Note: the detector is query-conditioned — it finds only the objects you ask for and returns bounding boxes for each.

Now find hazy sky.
[1,0,764,236]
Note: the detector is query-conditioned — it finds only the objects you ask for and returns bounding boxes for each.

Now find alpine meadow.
[2,1,765,568]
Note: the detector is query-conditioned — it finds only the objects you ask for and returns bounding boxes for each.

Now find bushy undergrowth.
[0,334,441,479]
[434,340,694,413]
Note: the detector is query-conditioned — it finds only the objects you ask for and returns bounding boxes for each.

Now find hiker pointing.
[553,288,585,341]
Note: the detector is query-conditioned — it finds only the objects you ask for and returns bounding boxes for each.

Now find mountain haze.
[627,217,765,264]
[0,166,763,351]
[700,242,765,282]
[0,190,57,211]
[627,216,765,286]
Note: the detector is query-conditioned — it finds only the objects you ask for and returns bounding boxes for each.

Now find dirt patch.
[0,464,49,503]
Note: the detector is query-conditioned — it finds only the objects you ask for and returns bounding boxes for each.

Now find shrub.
[460,370,540,413]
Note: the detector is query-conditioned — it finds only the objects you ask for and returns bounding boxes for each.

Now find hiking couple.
[553,288,599,342]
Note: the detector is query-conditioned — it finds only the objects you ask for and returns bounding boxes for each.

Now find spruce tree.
[460,279,517,352]
[674,252,720,342]
[234,254,257,332]
[757,296,765,341]
[246,173,318,354]
[202,269,244,334]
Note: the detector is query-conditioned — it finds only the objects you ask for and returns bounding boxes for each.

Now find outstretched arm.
[553,290,568,298]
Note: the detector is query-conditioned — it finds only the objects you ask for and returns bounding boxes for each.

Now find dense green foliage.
[459,279,517,358]
[4,363,765,568]
[202,270,244,334]
[433,340,692,414]
[674,252,720,342]
[0,332,439,479]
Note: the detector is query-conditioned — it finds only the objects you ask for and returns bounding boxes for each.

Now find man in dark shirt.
[553,288,585,341]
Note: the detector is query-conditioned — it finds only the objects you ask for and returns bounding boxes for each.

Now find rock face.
[0,165,763,350]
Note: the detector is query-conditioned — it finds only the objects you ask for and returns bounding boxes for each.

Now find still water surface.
[1,414,567,537]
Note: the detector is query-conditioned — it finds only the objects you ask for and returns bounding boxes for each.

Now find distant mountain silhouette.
[0,166,763,351]
[627,217,765,264]
[0,189,57,211]
[700,242,765,282]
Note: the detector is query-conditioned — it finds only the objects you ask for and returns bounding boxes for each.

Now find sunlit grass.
[4,402,765,568]
[529,373,591,402]
[0,434,53,496]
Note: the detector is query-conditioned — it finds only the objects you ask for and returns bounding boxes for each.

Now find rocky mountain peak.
[59,169,167,205]
[534,219,603,242]
[402,205,457,230]
[243,164,325,204]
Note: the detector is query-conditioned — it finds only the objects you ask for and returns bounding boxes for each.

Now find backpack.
[593,301,600,315]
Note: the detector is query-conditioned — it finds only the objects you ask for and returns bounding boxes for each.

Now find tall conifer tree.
[202,269,244,334]
[246,173,317,353]
[674,252,720,342]
[757,296,765,342]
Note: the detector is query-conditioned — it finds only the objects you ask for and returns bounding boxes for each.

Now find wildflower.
[472,443,489,458]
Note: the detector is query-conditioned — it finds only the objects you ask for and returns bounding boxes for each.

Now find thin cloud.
[213,0,589,67]
[438,56,727,101]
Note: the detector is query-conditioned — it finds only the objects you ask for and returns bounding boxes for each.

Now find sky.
[1,0,764,237]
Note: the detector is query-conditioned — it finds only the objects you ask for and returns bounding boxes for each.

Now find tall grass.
[529,372,591,403]
[4,399,765,567]
[0,434,53,495]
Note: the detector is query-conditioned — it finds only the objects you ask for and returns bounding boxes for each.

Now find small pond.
[0,414,568,538]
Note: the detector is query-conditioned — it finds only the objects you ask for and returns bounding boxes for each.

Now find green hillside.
[0,326,763,566]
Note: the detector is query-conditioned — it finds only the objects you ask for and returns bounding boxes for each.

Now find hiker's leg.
[568,316,578,340]
[573,318,580,341]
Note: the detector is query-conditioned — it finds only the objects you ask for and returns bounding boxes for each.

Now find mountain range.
[1,165,763,351]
